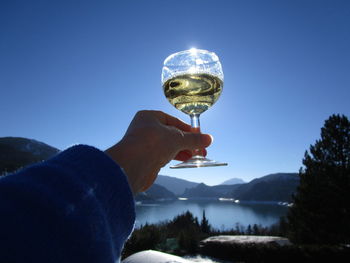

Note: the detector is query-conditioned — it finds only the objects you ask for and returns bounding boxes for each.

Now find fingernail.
[209,134,214,144]
[203,134,213,146]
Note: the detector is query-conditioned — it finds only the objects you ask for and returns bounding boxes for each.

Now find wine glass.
[161,48,228,168]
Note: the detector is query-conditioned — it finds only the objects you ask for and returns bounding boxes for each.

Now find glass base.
[170,155,228,169]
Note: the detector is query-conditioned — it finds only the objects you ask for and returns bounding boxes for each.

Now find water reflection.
[135,200,288,230]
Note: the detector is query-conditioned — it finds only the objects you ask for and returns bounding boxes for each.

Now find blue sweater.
[0,145,135,263]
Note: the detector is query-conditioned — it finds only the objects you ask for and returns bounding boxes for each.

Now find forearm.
[0,145,135,263]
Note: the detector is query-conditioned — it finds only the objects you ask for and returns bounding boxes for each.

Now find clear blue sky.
[1,0,349,185]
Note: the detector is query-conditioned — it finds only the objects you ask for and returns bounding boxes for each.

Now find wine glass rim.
[163,48,219,65]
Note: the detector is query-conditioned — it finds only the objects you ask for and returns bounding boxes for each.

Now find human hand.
[105,110,212,194]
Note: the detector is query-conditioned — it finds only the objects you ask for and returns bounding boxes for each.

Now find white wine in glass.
[161,48,227,168]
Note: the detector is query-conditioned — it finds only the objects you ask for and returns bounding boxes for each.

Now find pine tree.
[200,210,211,234]
[287,114,350,245]
[252,224,260,235]
[246,224,252,235]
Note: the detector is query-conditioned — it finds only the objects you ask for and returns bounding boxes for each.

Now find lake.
[135,199,289,230]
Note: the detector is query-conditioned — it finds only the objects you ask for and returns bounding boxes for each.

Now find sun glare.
[189,47,198,54]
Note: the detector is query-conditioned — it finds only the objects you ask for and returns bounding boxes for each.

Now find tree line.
[122,210,283,259]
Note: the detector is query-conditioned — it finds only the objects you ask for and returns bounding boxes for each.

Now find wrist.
[105,141,139,195]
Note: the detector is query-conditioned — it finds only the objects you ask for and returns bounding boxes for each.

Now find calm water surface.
[135,199,289,230]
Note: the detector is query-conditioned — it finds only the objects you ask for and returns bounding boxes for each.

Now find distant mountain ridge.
[154,175,199,196]
[220,178,245,185]
[0,137,59,175]
[182,183,221,198]
[155,173,299,202]
[231,173,299,202]
[136,183,176,201]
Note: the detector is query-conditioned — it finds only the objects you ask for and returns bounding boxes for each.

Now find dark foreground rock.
[199,235,350,262]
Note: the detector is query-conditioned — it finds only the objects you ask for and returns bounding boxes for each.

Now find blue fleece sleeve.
[0,145,135,263]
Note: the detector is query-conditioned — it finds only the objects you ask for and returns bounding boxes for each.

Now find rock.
[199,235,293,262]
[201,235,291,247]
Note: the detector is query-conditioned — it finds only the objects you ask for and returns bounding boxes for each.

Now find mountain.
[182,183,221,198]
[231,173,299,202]
[136,183,176,201]
[220,178,245,185]
[155,175,199,196]
[0,137,60,175]
[211,184,242,197]
[174,183,242,199]
[175,173,299,202]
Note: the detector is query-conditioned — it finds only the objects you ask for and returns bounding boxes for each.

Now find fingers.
[174,148,208,161]
[164,114,192,132]
[144,110,192,132]
[180,132,213,150]
[174,150,192,161]
[138,110,213,155]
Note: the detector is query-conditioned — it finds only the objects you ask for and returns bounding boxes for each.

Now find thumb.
[181,132,213,150]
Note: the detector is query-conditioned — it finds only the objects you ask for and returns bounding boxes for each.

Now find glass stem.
[190,114,204,157]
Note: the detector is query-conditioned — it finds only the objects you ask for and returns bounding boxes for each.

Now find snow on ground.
[122,250,188,263]
[122,250,229,263]
[183,255,231,263]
